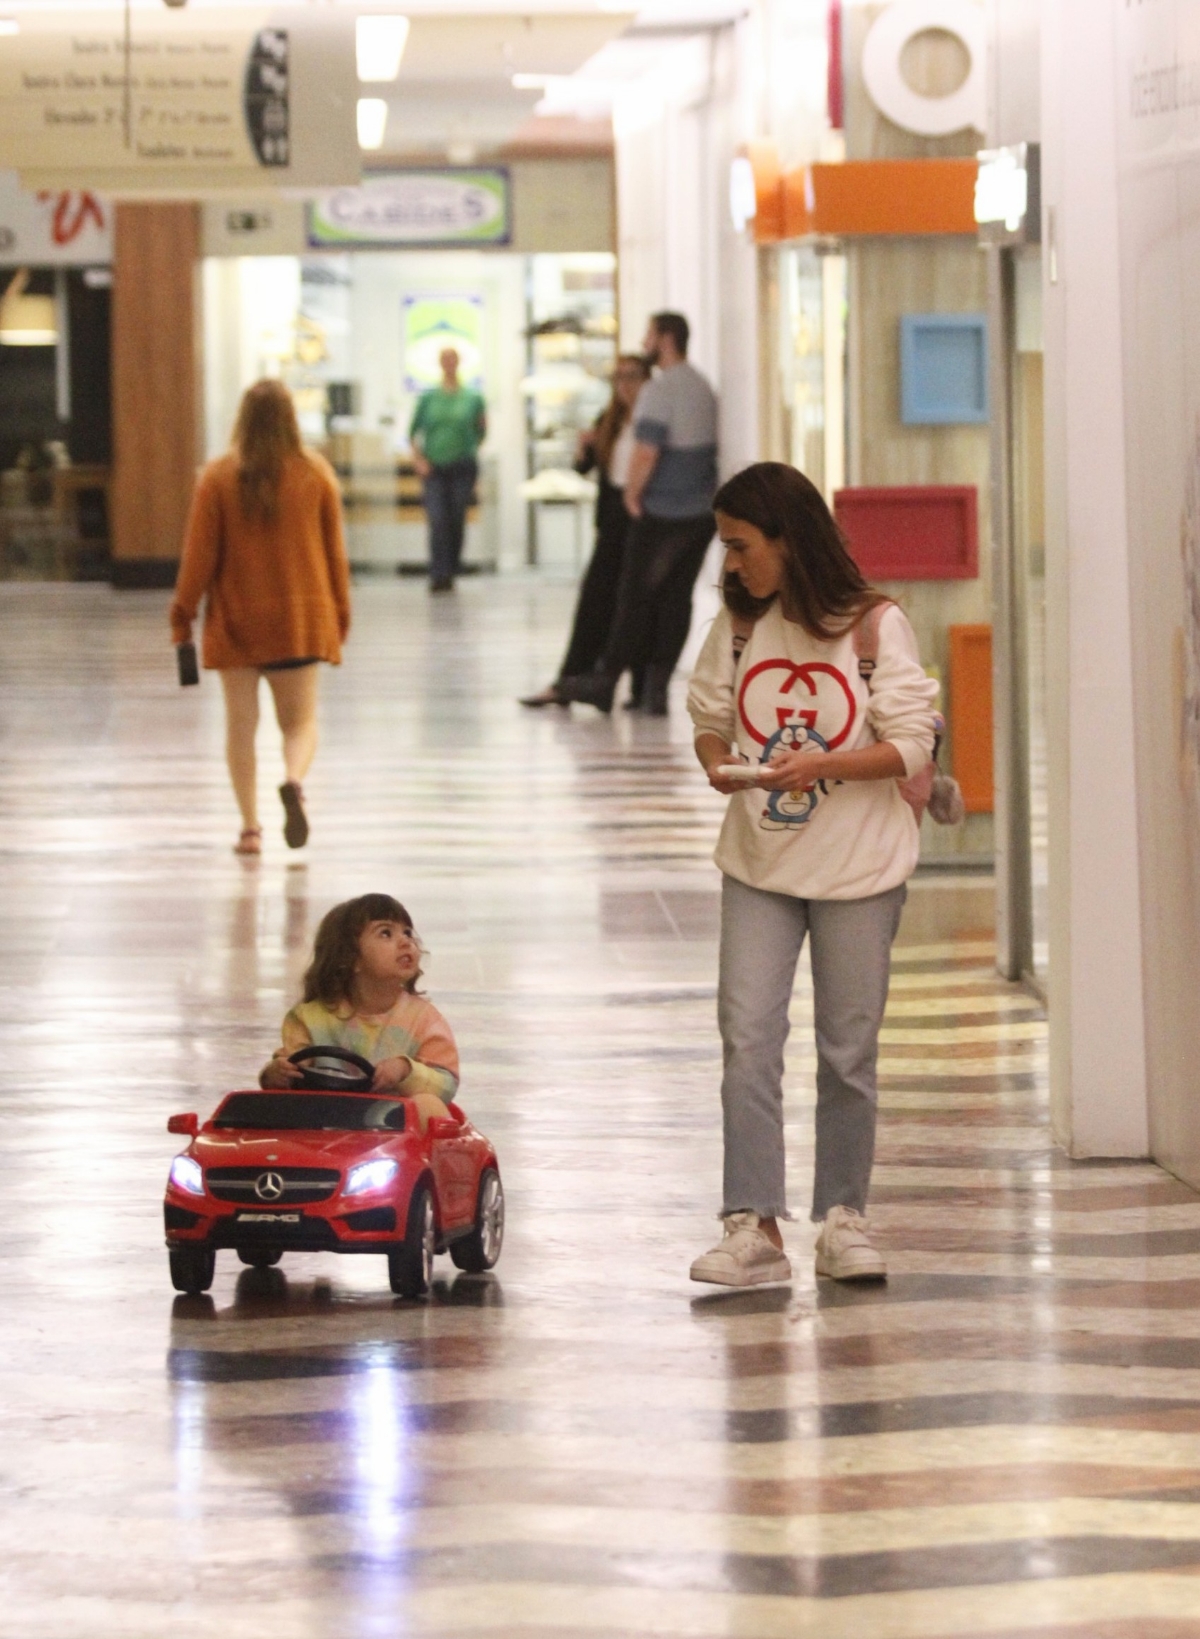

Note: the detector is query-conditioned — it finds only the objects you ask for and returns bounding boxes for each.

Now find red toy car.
[163,1046,503,1297]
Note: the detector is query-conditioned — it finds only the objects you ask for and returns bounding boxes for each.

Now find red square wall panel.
[833,485,978,580]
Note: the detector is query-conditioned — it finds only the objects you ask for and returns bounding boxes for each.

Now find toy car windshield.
[212,1092,408,1132]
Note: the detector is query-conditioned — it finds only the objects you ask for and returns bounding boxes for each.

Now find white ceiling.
[372,3,742,158]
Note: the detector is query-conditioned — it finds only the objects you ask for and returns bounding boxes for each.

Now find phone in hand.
[176,641,200,687]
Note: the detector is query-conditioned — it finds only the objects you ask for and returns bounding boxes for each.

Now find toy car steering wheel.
[288,1045,375,1092]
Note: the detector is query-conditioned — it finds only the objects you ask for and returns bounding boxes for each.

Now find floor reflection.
[6,581,1199,1637]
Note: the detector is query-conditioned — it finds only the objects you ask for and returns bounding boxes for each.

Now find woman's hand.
[169,601,192,646]
[412,452,431,479]
[372,1055,413,1092]
[757,748,831,792]
[705,755,757,796]
[260,1048,303,1089]
[696,732,751,796]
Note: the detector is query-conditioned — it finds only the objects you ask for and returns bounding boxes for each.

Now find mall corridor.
[3,580,1200,1637]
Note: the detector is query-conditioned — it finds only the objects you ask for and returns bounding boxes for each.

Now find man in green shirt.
[409,348,487,592]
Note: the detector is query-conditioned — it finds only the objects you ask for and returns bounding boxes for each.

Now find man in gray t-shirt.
[560,312,718,716]
[627,339,718,521]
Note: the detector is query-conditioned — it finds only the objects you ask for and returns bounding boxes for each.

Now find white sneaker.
[814,1205,887,1281]
[689,1212,792,1288]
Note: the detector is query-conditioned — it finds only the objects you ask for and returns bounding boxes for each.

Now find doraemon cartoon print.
[736,652,858,832]
[757,724,832,829]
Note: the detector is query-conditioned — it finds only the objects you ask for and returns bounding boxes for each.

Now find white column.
[1040,0,1148,1155]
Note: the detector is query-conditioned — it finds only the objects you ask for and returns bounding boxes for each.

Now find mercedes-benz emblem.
[254,1171,285,1201]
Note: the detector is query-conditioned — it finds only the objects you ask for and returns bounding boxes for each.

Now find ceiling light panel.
[357,15,410,81]
[357,97,389,149]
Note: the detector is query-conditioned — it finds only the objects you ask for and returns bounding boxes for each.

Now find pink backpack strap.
[851,599,893,682]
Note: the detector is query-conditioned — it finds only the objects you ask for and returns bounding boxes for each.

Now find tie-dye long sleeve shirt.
[281,993,459,1104]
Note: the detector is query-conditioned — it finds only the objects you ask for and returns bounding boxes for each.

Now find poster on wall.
[0,8,358,194]
[309,171,511,249]
[1114,0,1200,1171]
[0,169,111,264]
[402,295,485,392]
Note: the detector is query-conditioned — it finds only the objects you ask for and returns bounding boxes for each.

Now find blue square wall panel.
[900,313,989,425]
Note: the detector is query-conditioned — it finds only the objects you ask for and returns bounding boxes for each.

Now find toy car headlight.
[170,1155,204,1197]
[345,1158,398,1196]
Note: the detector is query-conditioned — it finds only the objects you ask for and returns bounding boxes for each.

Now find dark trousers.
[601,511,714,678]
[556,477,632,681]
[423,458,477,582]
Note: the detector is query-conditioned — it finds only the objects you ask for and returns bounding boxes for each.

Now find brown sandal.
[279,781,309,849]
[233,826,263,856]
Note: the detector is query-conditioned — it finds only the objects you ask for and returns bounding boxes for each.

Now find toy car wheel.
[237,1247,282,1268]
[388,1183,435,1298]
[169,1245,216,1295]
[450,1168,504,1273]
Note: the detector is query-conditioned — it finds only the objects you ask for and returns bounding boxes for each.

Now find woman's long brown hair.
[233,379,302,523]
[592,354,650,472]
[713,462,887,640]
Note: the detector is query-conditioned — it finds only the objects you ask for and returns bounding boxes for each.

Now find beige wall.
[508,158,613,254]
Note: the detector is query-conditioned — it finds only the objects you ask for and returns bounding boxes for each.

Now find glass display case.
[523,252,617,564]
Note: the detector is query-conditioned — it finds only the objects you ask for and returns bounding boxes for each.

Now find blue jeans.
[423,459,477,582]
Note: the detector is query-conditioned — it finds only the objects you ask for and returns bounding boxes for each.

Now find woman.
[409,347,487,593]
[519,354,650,708]
[686,463,938,1287]
[170,379,350,856]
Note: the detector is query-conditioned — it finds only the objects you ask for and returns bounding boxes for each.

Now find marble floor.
[2,578,1199,1638]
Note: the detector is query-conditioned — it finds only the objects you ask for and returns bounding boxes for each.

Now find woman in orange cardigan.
[170,380,351,855]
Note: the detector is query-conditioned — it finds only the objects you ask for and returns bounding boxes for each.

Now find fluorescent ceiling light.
[356,15,409,82]
[0,19,19,34]
[357,97,388,149]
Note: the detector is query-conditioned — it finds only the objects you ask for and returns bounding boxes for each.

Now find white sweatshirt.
[687,602,939,901]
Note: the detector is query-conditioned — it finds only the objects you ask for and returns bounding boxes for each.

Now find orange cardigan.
[170,450,351,670]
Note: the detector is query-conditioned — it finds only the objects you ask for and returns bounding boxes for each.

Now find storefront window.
[778,245,846,502]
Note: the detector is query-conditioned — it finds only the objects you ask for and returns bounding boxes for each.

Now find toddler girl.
[260,893,458,1131]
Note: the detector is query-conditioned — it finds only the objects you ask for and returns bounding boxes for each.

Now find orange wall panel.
[759,158,980,243]
[811,159,978,237]
[948,623,994,813]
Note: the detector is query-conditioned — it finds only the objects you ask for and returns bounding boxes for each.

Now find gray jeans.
[718,873,906,1222]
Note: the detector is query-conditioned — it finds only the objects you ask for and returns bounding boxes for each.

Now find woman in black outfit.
[520,355,650,708]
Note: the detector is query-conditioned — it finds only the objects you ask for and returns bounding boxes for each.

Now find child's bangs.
[355,893,413,932]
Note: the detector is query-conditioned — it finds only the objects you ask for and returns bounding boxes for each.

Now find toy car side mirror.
[427,1117,458,1141]
[168,1113,199,1137]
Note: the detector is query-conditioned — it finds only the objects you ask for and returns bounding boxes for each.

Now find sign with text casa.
[0,8,358,195]
[308,171,512,250]
[0,169,111,264]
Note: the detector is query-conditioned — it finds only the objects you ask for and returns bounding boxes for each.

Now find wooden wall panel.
[846,234,993,859]
[110,203,201,583]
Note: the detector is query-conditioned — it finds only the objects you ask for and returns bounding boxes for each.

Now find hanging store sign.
[308,170,512,249]
[0,8,358,195]
[0,169,112,264]
[861,0,986,137]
